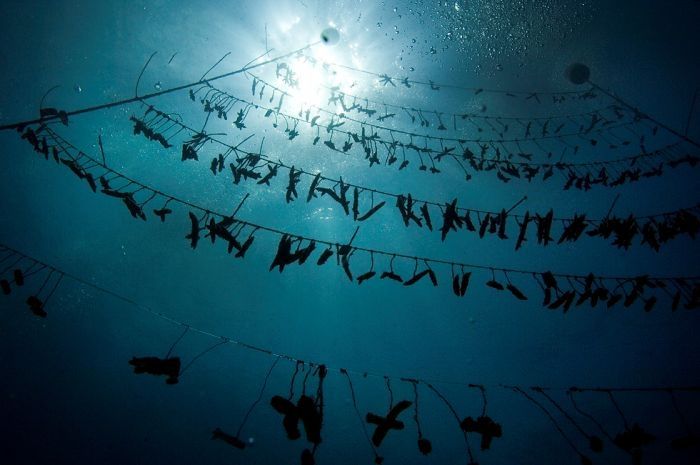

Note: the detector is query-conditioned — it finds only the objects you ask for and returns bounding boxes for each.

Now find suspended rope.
[183,80,695,190]
[16,126,700,312]
[3,241,700,463]
[244,68,616,125]
[6,59,697,194]
[119,99,700,253]
[241,69,639,149]
[2,241,699,393]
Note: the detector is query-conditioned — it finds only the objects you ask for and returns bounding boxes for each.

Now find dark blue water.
[1,1,699,464]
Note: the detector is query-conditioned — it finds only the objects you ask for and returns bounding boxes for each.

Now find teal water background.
[1,1,699,464]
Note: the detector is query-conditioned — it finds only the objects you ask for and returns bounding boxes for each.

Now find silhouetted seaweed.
[92,99,700,253]
[129,356,181,384]
[606,391,655,462]
[460,385,502,451]
[188,78,697,191]
[0,252,64,318]
[129,106,182,149]
[366,378,412,448]
[265,364,328,464]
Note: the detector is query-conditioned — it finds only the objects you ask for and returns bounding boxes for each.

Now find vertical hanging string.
[385,377,394,407]
[0,256,24,275]
[41,273,64,306]
[470,384,488,417]
[34,269,55,295]
[314,365,327,434]
[179,338,230,375]
[567,390,614,442]
[0,251,17,266]
[199,52,232,82]
[510,386,588,462]
[39,85,61,113]
[537,389,591,438]
[535,388,602,452]
[668,389,692,435]
[341,369,381,463]
[505,196,528,214]
[607,390,630,430]
[235,357,280,439]
[605,193,621,219]
[410,379,432,455]
[264,23,269,53]
[135,52,158,98]
[19,262,43,279]
[425,382,476,464]
[288,361,303,399]
[165,325,189,359]
[301,364,314,396]
[411,381,423,438]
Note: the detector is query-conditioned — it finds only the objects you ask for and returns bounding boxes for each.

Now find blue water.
[1,1,699,464]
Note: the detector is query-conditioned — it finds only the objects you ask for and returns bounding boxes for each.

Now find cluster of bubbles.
[374,0,596,76]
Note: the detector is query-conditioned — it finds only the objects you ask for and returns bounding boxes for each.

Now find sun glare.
[275,26,361,109]
[265,18,370,110]
[288,58,327,108]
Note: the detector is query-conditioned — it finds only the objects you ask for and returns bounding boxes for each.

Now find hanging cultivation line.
[561,62,700,151]
[41,51,690,255]
[248,72,673,187]
[4,52,698,193]
[243,68,618,126]
[251,61,645,156]
[14,124,700,312]
[185,75,699,190]
[270,57,700,186]
[121,97,700,253]
[586,82,700,152]
[242,67,643,147]
[2,241,699,464]
[2,241,700,392]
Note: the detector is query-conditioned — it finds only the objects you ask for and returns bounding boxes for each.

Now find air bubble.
[320,27,340,45]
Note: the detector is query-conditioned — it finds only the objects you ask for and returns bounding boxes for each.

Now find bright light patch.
[265,21,368,110]
[279,16,301,33]
[283,42,358,109]
[289,59,327,108]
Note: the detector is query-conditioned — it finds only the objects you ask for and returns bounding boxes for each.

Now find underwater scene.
[1,1,699,464]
